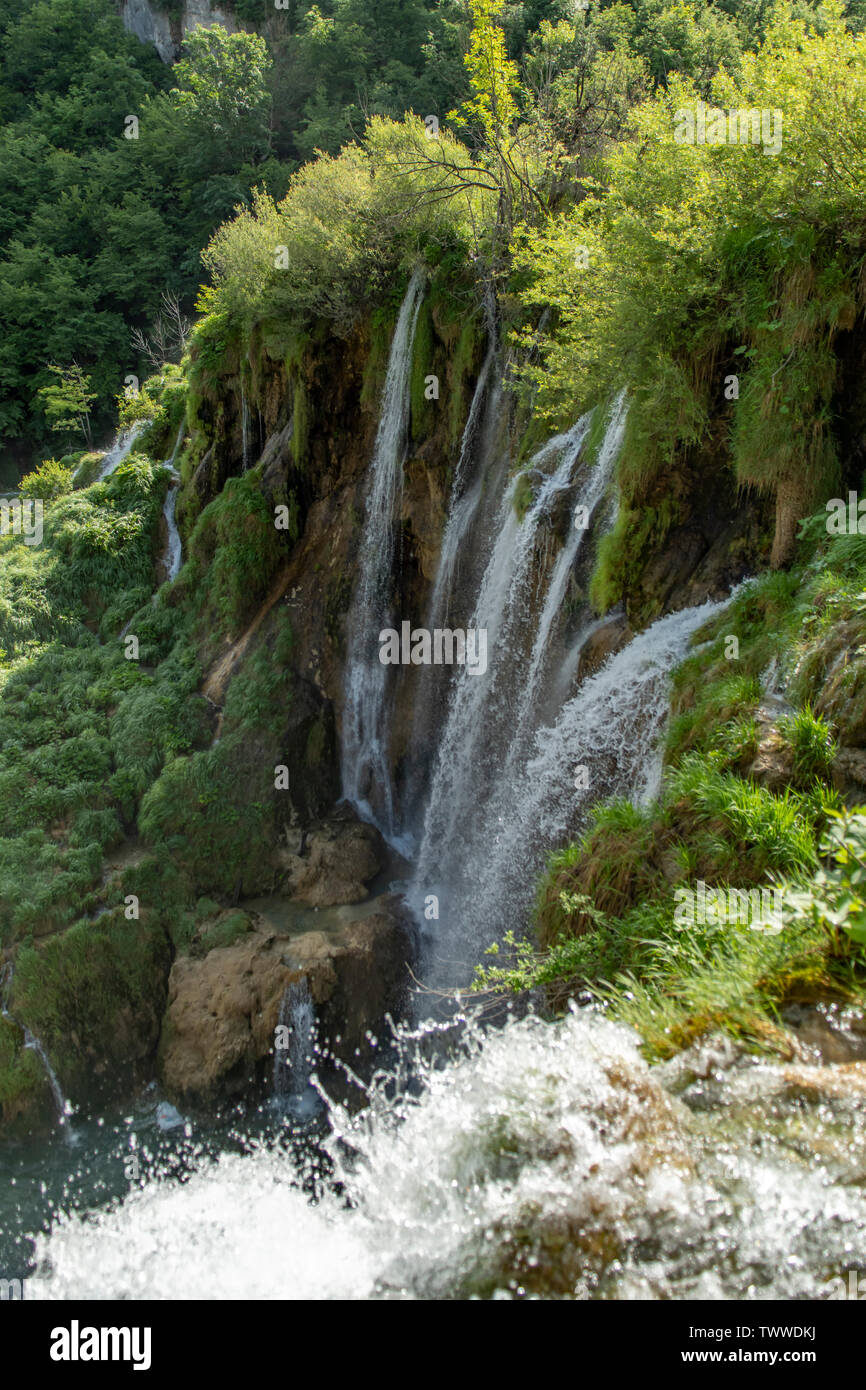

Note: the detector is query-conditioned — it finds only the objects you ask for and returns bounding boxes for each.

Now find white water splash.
[28,1007,866,1300]
[342,268,426,840]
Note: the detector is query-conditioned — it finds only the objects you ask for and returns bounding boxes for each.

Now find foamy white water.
[28,1008,866,1300]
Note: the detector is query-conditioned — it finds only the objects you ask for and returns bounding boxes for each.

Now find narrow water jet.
[342,268,426,841]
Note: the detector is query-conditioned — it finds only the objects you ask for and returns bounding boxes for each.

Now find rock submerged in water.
[159,895,413,1104]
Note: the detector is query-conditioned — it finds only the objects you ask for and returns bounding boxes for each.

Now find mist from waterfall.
[342,268,426,841]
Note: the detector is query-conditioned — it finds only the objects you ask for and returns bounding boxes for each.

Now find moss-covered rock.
[10,911,172,1108]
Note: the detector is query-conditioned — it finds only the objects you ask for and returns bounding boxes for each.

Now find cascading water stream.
[450,594,732,977]
[341,268,425,841]
[272,978,318,1118]
[426,289,498,628]
[0,965,74,1142]
[160,422,186,583]
[95,421,145,481]
[497,392,628,786]
[411,406,613,911]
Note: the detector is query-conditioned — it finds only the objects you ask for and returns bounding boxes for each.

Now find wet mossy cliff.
[5,258,866,1140]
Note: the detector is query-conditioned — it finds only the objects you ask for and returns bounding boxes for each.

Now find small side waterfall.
[342,268,426,839]
[0,964,74,1140]
[273,977,318,1117]
[96,421,145,480]
[161,485,182,582]
[160,422,185,583]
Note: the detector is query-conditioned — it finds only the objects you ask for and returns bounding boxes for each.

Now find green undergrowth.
[138,610,295,899]
[175,465,284,655]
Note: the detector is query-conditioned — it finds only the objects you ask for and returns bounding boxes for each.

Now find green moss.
[184,472,284,644]
[139,617,293,898]
[361,306,396,416]
[590,499,684,619]
[512,471,534,522]
[0,1015,49,1118]
[197,911,251,955]
[292,379,310,470]
[11,913,171,1096]
[410,298,436,443]
[448,312,481,450]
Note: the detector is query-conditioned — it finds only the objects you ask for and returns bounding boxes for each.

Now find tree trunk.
[771,477,809,569]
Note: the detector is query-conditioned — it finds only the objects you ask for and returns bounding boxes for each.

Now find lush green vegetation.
[4,0,866,1125]
[476,521,866,1056]
[512,1,866,584]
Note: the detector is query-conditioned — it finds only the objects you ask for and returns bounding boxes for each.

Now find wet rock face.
[832,745,866,801]
[576,612,632,682]
[159,897,413,1103]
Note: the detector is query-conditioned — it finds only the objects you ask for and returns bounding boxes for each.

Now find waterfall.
[436,594,732,979]
[160,422,185,583]
[273,977,318,1118]
[161,484,183,583]
[341,268,426,841]
[95,421,145,481]
[427,290,498,627]
[400,299,504,830]
[0,964,74,1141]
[503,391,626,763]
[412,406,606,909]
[405,388,736,987]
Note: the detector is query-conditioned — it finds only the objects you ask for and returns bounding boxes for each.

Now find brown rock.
[160,931,294,1100]
[832,745,866,798]
[747,710,794,791]
[577,613,632,682]
[159,897,413,1102]
[278,819,385,906]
